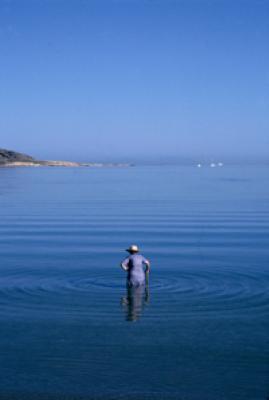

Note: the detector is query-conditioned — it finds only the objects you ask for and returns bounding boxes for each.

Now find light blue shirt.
[121,254,150,287]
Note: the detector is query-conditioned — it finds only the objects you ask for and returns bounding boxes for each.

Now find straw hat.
[126,244,139,253]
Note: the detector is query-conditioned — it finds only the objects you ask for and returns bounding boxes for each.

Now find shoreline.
[0,161,133,168]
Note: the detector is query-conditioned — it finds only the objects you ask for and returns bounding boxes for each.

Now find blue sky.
[0,0,268,162]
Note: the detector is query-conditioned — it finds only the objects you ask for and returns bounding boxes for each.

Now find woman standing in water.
[121,245,150,321]
[121,245,150,287]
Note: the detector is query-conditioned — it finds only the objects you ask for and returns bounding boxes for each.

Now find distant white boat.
[210,163,216,167]
[197,163,202,168]
[218,162,224,167]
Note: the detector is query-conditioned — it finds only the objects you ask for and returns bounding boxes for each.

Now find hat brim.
[126,248,139,252]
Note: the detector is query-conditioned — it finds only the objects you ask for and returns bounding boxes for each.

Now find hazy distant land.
[0,148,132,168]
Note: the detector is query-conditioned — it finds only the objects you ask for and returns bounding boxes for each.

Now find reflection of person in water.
[121,284,149,322]
[120,244,150,287]
[120,245,150,321]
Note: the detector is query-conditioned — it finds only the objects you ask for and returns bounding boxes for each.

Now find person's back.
[121,245,150,287]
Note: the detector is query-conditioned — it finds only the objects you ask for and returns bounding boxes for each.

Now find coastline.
[0,161,133,168]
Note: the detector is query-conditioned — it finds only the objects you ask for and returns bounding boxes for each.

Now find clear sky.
[0,0,268,162]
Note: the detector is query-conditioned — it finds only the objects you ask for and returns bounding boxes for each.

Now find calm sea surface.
[0,165,268,400]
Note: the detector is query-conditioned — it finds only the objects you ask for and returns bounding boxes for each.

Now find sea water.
[0,165,268,400]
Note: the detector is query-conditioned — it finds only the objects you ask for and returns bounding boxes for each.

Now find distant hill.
[0,148,35,164]
[0,148,132,168]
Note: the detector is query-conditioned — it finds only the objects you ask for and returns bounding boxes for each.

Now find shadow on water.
[121,284,150,322]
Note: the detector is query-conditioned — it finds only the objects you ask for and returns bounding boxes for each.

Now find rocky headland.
[0,148,132,168]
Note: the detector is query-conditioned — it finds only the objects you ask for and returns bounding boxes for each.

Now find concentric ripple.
[0,266,268,319]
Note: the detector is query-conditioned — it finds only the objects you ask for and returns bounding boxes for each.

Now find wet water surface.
[0,166,268,399]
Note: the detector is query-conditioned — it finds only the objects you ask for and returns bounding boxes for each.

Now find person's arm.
[144,259,150,286]
[121,257,129,271]
[143,258,150,273]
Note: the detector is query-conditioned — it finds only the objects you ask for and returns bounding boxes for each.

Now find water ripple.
[0,267,268,318]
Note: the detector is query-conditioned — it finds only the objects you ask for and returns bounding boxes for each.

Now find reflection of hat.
[126,244,139,253]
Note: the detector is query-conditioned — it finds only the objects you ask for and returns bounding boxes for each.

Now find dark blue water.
[0,166,268,400]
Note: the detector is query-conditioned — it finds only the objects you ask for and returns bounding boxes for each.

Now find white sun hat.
[126,244,139,253]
